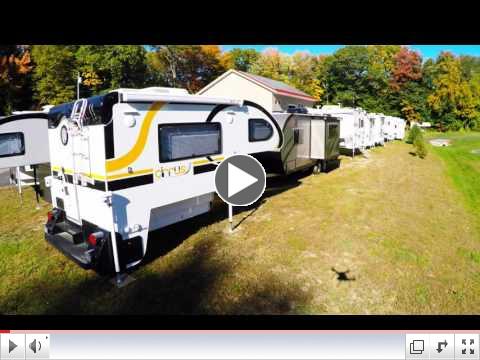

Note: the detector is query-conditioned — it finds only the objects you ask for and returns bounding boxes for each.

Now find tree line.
[1,45,480,131]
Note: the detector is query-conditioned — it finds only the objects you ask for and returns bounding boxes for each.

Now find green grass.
[1,135,480,314]
[425,131,480,227]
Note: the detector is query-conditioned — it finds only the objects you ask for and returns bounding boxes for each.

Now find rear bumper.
[44,229,93,269]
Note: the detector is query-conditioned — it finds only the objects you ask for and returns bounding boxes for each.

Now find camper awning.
[120,91,243,106]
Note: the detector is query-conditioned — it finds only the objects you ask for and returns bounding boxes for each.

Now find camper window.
[158,123,222,162]
[248,119,273,142]
[0,132,25,158]
[328,123,339,139]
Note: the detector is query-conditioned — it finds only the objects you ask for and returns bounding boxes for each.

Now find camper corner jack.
[228,204,234,233]
[111,273,136,288]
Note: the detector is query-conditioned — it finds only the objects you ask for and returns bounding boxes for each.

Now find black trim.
[243,100,284,148]
[0,113,48,126]
[48,92,118,129]
[104,121,115,159]
[205,104,232,123]
[107,174,154,191]
[158,122,222,163]
[193,163,218,175]
[0,132,25,158]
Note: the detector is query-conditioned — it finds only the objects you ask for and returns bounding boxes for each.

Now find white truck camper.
[44,88,283,276]
[0,110,51,202]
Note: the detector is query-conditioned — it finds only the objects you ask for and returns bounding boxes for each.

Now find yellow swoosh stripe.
[106,101,165,173]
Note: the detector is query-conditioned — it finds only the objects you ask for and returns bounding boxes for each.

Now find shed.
[197,69,317,113]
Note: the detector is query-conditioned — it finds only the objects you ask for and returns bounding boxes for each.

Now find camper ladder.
[70,98,88,128]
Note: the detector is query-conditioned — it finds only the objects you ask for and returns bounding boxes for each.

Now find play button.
[215,154,266,206]
[9,340,17,353]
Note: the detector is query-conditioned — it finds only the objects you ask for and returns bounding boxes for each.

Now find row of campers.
[0,72,405,281]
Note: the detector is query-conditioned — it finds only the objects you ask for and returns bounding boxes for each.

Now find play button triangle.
[227,162,258,198]
[9,339,17,353]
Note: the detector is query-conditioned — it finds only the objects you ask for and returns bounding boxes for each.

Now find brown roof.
[237,71,317,102]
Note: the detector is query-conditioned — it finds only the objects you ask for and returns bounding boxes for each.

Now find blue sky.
[220,45,480,59]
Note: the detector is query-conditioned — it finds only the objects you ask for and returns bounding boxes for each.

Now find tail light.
[88,232,104,246]
[47,211,54,222]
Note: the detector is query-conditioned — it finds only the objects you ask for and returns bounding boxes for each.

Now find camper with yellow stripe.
[44,87,283,279]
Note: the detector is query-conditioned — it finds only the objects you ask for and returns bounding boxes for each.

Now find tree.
[222,48,260,72]
[31,45,77,106]
[389,47,426,124]
[427,52,479,130]
[250,48,290,83]
[151,45,226,93]
[324,46,371,108]
[75,45,149,96]
[390,47,422,91]
[0,46,34,114]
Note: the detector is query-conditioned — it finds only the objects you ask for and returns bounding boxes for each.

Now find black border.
[2,315,480,330]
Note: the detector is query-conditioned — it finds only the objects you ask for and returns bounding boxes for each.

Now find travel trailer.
[383,116,397,141]
[0,110,51,201]
[369,113,385,146]
[393,117,406,140]
[252,108,340,175]
[316,105,367,156]
[44,88,283,276]
[198,72,339,175]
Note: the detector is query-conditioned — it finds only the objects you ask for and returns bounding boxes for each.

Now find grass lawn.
[0,135,479,314]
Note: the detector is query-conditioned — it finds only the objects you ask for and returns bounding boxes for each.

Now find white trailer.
[0,111,51,202]
[393,117,406,140]
[383,116,397,141]
[252,109,340,175]
[315,105,367,156]
[44,88,283,276]
[369,113,385,146]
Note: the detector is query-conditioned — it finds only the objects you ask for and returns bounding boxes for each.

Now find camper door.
[51,120,92,224]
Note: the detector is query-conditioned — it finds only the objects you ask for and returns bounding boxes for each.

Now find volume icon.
[29,339,41,354]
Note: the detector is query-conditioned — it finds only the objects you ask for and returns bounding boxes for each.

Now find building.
[197,69,317,113]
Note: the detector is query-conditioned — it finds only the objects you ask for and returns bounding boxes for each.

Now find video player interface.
[0,331,478,360]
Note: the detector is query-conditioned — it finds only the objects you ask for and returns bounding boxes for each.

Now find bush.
[407,125,421,144]
[413,132,428,159]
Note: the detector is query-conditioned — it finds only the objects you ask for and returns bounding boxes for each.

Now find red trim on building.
[274,88,318,101]
[240,72,317,101]
[0,330,11,333]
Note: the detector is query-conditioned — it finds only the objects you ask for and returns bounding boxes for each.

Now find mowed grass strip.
[0,137,479,314]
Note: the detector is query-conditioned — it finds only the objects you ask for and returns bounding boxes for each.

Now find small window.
[249,118,273,142]
[0,132,25,158]
[158,123,221,162]
[328,123,339,138]
[293,128,302,144]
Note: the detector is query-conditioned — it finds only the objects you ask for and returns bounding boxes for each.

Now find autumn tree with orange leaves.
[0,46,34,114]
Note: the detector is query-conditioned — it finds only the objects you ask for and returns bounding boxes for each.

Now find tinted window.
[328,123,339,138]
[0,132,25,158]
[159,123,221,162]
[249,118,273,142]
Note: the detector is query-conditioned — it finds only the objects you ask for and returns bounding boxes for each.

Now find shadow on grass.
[0,234,311,314]
[0,171,313,315]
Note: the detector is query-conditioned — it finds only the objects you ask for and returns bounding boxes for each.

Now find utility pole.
[77,72,81,100]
